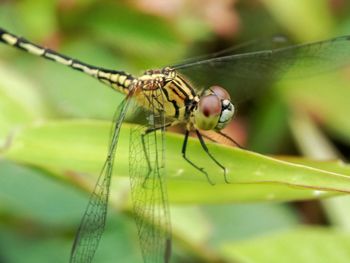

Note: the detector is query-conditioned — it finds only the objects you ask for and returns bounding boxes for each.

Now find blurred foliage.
[223,226,350,263]
[1,0,350,262]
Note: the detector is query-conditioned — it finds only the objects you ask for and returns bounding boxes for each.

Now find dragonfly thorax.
[137,68,234,131]
[142,67,176,81]
[193,86,235,131]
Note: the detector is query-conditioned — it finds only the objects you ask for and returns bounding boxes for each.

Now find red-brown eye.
[210,85,231,100]
[194,87,234,131]
[198,94,221,117]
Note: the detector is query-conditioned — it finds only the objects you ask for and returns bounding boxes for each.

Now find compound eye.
[199,94,221,118]
[210,85,231,101]
[195,94,221,130]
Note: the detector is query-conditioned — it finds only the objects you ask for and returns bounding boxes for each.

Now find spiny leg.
[181,130,215,185]
[195,130,230,184]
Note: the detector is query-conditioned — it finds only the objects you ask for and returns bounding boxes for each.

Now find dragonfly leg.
[199,131,244,150]
[141,123,171,188]
[141,132,152,188]
[182,130,215,185]
[216,131,245,149]
[195,130,230,184]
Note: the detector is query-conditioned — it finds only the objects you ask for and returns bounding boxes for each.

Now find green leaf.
[2,120,350,205]
[222,226,350,263]
[204,203,298,246]
[0,161,87,225]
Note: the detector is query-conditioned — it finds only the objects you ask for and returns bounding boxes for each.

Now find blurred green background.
[2,0,350,262]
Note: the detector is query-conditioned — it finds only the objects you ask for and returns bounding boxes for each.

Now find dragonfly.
[1,27,350,263]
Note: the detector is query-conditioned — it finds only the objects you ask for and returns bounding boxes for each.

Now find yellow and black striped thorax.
[135,67,198,122]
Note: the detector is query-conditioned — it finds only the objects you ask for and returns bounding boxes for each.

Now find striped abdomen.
[0,28,134,94]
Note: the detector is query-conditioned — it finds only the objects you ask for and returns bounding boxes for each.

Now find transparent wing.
[174,36,350,103]
[70,89,135,263]
[172,35,290,67]
[129,88,171,263]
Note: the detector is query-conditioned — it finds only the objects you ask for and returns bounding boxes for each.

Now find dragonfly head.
[194,86,235,131]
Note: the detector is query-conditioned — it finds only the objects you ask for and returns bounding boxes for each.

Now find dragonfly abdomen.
[96,70,134,94]
[0,28,134,94]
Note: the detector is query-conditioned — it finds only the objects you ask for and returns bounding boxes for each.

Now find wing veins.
[70,88,136,263]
